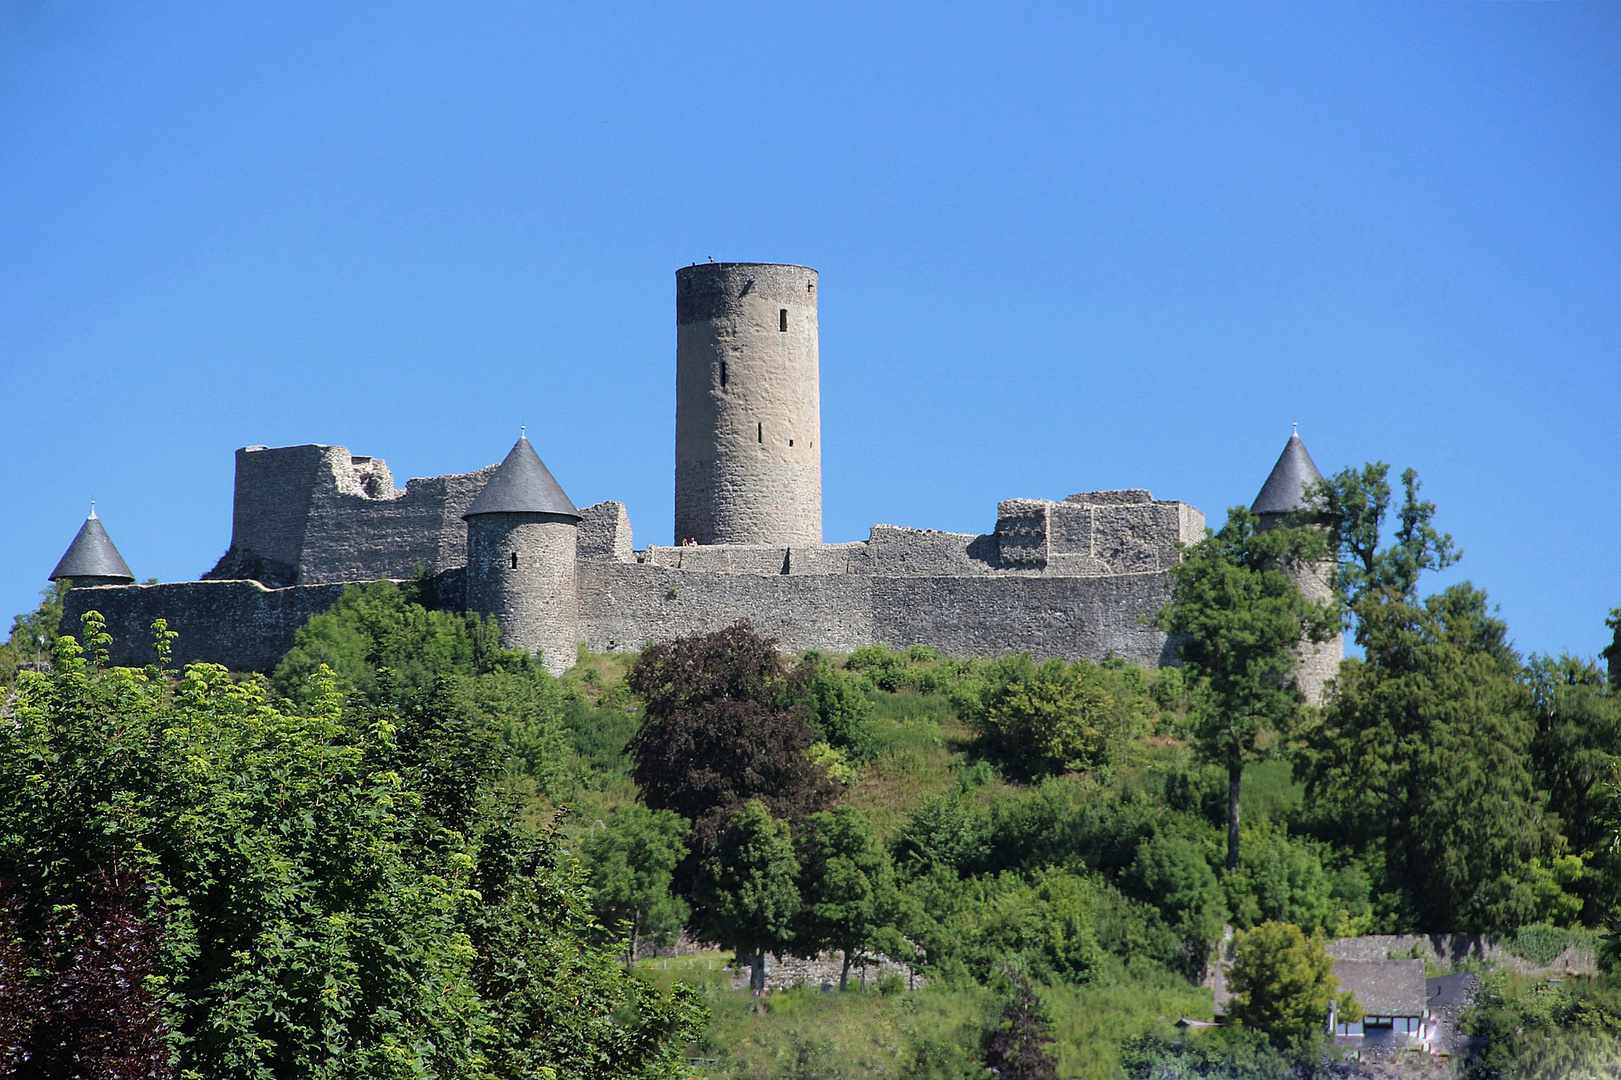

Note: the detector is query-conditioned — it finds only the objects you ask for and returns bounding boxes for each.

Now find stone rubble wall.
[1326,934,1596,976]
[62,579,354,672]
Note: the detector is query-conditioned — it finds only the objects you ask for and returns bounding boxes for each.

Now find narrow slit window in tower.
[510,552,518,569]
[757,422,763,443]
[720,360,727,387]
[779,308,788,332]
[788,439,794,447]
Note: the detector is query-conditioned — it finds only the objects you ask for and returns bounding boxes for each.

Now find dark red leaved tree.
[981,969,1058,1080]
[0,865,173,1080]
[627,622,836,857]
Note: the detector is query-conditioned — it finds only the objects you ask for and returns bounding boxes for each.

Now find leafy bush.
[797,654,877,759]
[1225,921,1357,1050]
[1123,834,1226,975]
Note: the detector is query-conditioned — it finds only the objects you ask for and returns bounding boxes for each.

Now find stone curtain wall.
[675,263,821,546]
[70,491,1195,675]
[62,580,353,671]
[65,557,1178,674]
[575,558,1175,665]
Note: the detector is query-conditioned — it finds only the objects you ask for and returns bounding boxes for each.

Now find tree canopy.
[1226,920,1359,1049]
[0,616,705,1079]
[627,622,836,857]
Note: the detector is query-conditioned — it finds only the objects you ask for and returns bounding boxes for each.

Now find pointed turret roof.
[50,506,136,582]
[463,436,581,520]
[1251,432,1324,516]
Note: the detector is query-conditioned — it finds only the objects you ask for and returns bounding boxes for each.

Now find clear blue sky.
[2,3,1616,661]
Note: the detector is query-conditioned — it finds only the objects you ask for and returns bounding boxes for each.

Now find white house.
[1330,959,1429,1048]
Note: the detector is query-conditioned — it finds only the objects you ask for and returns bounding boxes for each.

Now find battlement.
[995,491,1203,575]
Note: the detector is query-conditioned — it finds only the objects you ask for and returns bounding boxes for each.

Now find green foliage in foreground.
[0,618,704,1079]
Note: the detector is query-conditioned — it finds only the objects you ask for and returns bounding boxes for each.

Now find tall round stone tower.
[675,262,821,546]
[1252,430,1341,704]
[463,436,581,676]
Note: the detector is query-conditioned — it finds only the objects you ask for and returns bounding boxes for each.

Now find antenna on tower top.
[89,499,97,519]
[520,424,526,440]
[1292,421,1299,435]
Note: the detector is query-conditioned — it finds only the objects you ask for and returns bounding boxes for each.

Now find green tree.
[795,806,899,990]
[582,804,691,966]
[1301,465,1554,930]
[1124,833,1227,976]
[1223,824,1343,936]
[0,617,704,1079]
[627,623,836,859]
[1304,585,1551,929]
[1158,508,1338,869]
[1227,920,1359,1049]
[1310,462,1460,624]
[1604,608,1621,690]
[272,578,516,701]
[1527,655,1621,861]
[272,579,576,797]
[696,799,801,994]
[974,656,1125,779]
[796,654,876,759]
[0,580,67,685]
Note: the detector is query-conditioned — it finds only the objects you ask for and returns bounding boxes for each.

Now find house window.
[510,552,518,569]
[779,308,788,332]
[720,360,727,387]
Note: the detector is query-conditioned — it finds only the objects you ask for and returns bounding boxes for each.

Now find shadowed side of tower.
[674,262,821,546]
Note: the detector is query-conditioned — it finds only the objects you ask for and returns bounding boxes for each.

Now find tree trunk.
[840,949,851,992]
[750,952,766,995]
[1227,760,1242,871]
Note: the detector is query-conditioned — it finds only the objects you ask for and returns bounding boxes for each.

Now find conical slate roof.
[50,508,136,582]
[1251,432,1324,515]
[463,437,580,520]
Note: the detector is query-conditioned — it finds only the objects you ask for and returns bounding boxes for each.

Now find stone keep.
[675,262,821,546]
[462,436,581,675]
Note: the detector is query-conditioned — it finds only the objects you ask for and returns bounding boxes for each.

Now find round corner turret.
[463,437,580,675]
[50,506,136,588]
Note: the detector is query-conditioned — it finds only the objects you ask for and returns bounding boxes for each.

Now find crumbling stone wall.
[210,444,495,586]
[68,473,1203,676]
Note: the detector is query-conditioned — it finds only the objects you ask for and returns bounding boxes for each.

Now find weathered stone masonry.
[53,261,1338,689]
[66,487,1200,674]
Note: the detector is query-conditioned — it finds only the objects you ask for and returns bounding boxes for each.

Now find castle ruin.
[51,262,1338,692]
